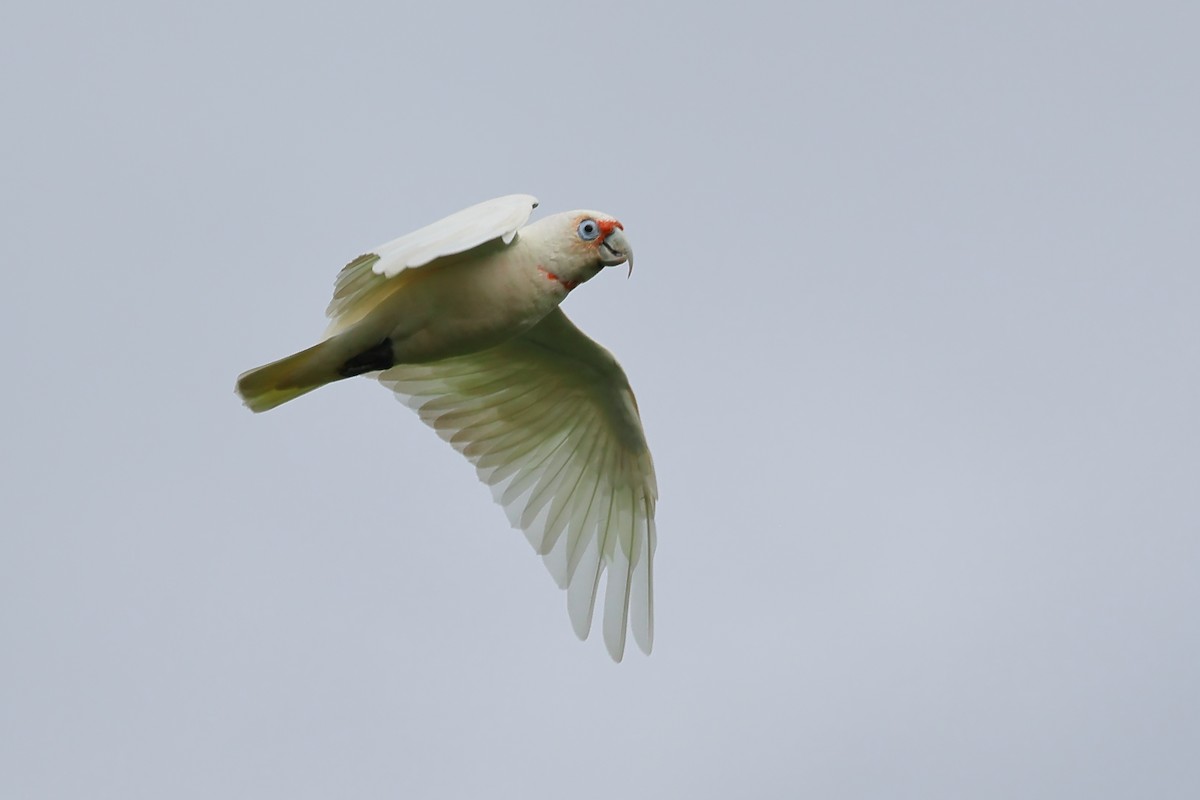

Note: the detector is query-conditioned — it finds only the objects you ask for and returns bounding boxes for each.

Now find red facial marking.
[597,219,623,238]
[538,265,578,292]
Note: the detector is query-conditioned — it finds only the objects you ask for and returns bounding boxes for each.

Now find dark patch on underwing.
[338,338,394,377]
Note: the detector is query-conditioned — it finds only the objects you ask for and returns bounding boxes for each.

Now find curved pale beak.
[599,229,634,276]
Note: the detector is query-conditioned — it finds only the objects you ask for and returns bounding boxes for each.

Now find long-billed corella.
[236,194,657,661]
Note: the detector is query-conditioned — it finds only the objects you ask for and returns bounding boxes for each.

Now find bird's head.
[532,210,634,287]
[570,213,634,275]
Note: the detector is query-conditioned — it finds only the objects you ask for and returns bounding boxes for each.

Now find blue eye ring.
[577,219,600,241]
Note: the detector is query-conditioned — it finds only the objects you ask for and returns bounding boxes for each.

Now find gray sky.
[2,2,1198,797]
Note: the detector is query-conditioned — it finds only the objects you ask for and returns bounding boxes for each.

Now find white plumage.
[369,194,538,276]
[237,194,657,661]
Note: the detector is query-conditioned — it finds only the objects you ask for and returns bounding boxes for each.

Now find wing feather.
[371,194,537,276]
[631,500,655,653]
[603,487,636,659]
[323,194,538,337]
[377,308,657,660]
[521,416,598,532]
[541,424,604,548]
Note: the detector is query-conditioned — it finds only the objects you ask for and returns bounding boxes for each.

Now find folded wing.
[324,194,538,336]
[378,308,657,661]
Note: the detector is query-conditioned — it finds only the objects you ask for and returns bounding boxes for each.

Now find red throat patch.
[538,266,578,292]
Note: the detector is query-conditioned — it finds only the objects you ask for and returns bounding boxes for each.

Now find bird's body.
[236,195,657,661]
[348,217,600,363]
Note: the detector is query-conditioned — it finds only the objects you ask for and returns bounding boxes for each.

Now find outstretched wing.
[378,308,657,661]
[324,194,538,336]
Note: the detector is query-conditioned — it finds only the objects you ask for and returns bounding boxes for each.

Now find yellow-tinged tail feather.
[235,340,340,413]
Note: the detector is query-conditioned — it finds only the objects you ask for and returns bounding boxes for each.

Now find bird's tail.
[235,339,343,413]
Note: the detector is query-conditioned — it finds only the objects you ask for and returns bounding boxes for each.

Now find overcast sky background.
[2,2,1197,797]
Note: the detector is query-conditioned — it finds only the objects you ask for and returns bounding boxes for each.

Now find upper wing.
[324,194,538,336]
[378,308,658,661]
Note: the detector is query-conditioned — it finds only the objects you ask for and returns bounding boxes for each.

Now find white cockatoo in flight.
[236,194,657,661]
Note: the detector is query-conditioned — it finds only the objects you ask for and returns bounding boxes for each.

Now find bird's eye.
[577,219,600,241]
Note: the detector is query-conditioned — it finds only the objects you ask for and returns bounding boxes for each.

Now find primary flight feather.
[236,194,657,661]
